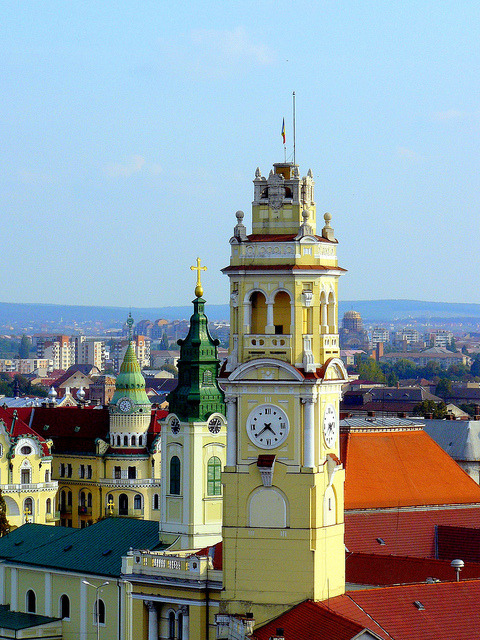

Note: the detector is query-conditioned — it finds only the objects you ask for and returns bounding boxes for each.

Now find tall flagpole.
[293,91,296,166]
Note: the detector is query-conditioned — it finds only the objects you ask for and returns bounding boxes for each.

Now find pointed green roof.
[168,296,225,422]
[111,341,150,407]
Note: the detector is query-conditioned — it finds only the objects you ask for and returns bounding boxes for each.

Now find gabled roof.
[0,407,51,456]
[340,424,480,509]
[252,600,386,640]
[6,518,165,577]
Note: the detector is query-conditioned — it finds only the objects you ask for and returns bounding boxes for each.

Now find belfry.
[219,161,348,625]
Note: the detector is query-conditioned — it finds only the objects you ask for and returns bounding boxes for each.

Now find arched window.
[94,599,105,625]
[327,291,335,330]
[138,436,143,446]
[273,291,291,334]
[153,494,159,510]
[207,457,222,496]
[131,435,136,446]
[87,493,92,508]
[45,469,50,482]
[202,370,213,385]
[177,611,183,639]
[26,589,36,613]
[168,611,175,639]
[80,491,86,507]
[250,291,267,334]
[134,494,142,510]
[60,594,70,619]
[60,490,66,511]
[46,498,51,514]
[116,436,121,447]
[170,456,181,495]
[123,436,128,446]
[24,497,33,519]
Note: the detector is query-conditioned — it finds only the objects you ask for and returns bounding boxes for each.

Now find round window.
[20,446,32,455]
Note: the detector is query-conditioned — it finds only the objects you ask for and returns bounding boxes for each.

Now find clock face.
[208,417,222,434]
[170,417,180,434]
[247,404,289,449]
[323,404,338,449]
[118,398,132,413]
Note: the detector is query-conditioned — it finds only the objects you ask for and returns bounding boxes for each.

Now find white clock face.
[247,404,289,449]
[208,417,222,434]
[118,398,132,413]
[323,404,338,448]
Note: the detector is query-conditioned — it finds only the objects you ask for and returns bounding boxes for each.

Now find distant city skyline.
[2,1,479,307]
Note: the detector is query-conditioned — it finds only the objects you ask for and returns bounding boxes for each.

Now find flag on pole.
[281,118,286,144]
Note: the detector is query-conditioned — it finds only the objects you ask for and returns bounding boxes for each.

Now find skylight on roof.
[63,544,73,552]
[414,601,425,610]
[376,537,386,545]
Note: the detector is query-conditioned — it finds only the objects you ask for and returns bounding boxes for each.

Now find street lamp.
[82,580,109,640]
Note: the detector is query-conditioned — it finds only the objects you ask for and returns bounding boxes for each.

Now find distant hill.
[1,299,480,330]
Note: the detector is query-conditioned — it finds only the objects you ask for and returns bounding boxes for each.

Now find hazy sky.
[2,1,479,308]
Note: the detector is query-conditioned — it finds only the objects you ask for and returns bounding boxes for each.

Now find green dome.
[111,342,151,407]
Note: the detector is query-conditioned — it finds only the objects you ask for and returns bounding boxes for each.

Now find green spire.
[168,291,225,422]
[111,321,151,408]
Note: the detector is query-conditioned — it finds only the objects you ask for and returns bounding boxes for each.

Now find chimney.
[367,411,376,418]
[270,630,285,640]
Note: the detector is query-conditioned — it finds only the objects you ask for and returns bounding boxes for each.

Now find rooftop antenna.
[293,91,296,166]
[451,558,464,581]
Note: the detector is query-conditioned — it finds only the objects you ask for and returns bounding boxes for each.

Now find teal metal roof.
[4,518,167,578]
[0,524,73,560]
[0,605,60,630]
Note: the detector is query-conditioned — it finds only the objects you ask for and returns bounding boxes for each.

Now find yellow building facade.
[0,407,58,529]
[219,161,348,628]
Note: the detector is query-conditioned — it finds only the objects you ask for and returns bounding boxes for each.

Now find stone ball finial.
[77,386,85,400]
[324,212,332,225]
[302,209,310,223]
[48,386,57,400]
[236,210,244,222]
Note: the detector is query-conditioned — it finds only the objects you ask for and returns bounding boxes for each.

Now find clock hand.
[257,423,275,436]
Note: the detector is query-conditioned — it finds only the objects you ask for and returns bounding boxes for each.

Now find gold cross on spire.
[191,257,207,298]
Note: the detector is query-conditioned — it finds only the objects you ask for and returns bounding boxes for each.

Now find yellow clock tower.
[219,162,348,627]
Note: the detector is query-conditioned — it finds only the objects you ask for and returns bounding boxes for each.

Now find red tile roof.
[347,552,480,586]
[0,407,50,457]
[345,508,480,557]
[341,428,480,509]
[329,581,480,640]
[251,600,373,640]
[437,525,480,562]
[195,541,223,570]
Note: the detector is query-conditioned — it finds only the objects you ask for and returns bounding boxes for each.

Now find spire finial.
[126,312,134,341]
[190,257,207,298]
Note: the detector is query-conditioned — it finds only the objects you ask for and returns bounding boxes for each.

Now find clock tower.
[219,162,348,626]
[160,262,227,549]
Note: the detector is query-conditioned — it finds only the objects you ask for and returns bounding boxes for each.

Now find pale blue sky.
[1,1,479,307]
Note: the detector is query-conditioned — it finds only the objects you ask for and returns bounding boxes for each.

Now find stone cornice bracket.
[257,454,276,487]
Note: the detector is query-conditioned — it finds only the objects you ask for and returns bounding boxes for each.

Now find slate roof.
[0,605,60,630]
[4,518,165,577]
[345,508,480,557]
[422,419,480,461]
[340,424,480,509]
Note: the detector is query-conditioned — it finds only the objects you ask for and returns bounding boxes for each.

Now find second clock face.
[247,404,289,449]
[323,404,338,448]
[118,398,132,413]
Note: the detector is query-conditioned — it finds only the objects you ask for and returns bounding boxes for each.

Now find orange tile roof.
[341,428,480,509]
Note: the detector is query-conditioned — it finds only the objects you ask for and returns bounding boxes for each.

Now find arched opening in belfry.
[327,292,336,332]
[273,291,291,334]
[250,291,267,334]
[320,291,327,332]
